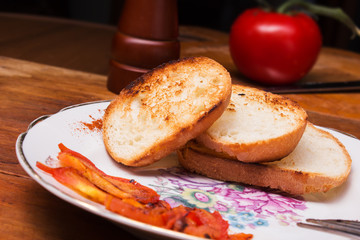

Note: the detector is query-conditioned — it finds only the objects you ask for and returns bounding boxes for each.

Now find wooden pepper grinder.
[107,0,180,94]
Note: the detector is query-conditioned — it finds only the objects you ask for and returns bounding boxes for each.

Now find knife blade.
[264,80,360,94]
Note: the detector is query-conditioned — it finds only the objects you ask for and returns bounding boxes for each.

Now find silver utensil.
[298,218,360,238]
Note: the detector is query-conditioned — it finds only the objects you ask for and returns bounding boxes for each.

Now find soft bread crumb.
[267,123,350,177]
[205,85,306,142]
[196,84,308,163]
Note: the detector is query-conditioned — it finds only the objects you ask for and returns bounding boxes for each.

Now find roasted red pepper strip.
[105,196,171,227]
[160,206,232,240]
[57,143,159,204]
[229,233,253,240]
[183,209,230,240]
[36,162,108,204]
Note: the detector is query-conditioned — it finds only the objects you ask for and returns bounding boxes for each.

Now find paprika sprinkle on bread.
[196,84,308,163]
[103,57,232,167]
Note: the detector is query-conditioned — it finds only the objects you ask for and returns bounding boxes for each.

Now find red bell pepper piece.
[105,196,171,227]
[36,162,108,204]
[57,143,159,204]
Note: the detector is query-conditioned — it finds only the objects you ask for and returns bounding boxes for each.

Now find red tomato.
[229,8,322,85]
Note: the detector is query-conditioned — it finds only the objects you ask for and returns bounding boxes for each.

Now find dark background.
[1,0,360,53]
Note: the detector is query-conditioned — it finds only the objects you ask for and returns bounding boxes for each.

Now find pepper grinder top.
[107,0,180,94]
[118,0,178,41]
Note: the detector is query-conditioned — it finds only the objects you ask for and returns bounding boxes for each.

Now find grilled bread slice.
[103,57,232,167]
[178,122,352,195]
[196,84,308,163]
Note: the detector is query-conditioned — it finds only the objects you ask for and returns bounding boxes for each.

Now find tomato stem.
[256,0,272,11]
[277,0,360,38]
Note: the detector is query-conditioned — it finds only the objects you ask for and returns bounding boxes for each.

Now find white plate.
[16,101,360,240]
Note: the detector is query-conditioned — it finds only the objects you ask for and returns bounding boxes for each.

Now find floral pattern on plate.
[150,167,307,231]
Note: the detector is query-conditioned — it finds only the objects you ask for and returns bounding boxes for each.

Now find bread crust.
[179,123,352,195]
[103,57,232,167]
[196,84,308,163]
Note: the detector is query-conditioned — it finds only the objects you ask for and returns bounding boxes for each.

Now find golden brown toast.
[196,84,308,163]
[179,122,352,195]
[103,57,232,167]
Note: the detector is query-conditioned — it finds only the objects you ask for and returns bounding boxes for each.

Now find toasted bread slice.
[178,122,352,195]
[103,57,232,167]
[196,84,308,163]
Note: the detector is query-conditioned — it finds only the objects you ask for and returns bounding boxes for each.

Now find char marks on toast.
[103,57,232,167]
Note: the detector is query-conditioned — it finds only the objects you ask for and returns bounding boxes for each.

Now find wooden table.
[1,13,359,240]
